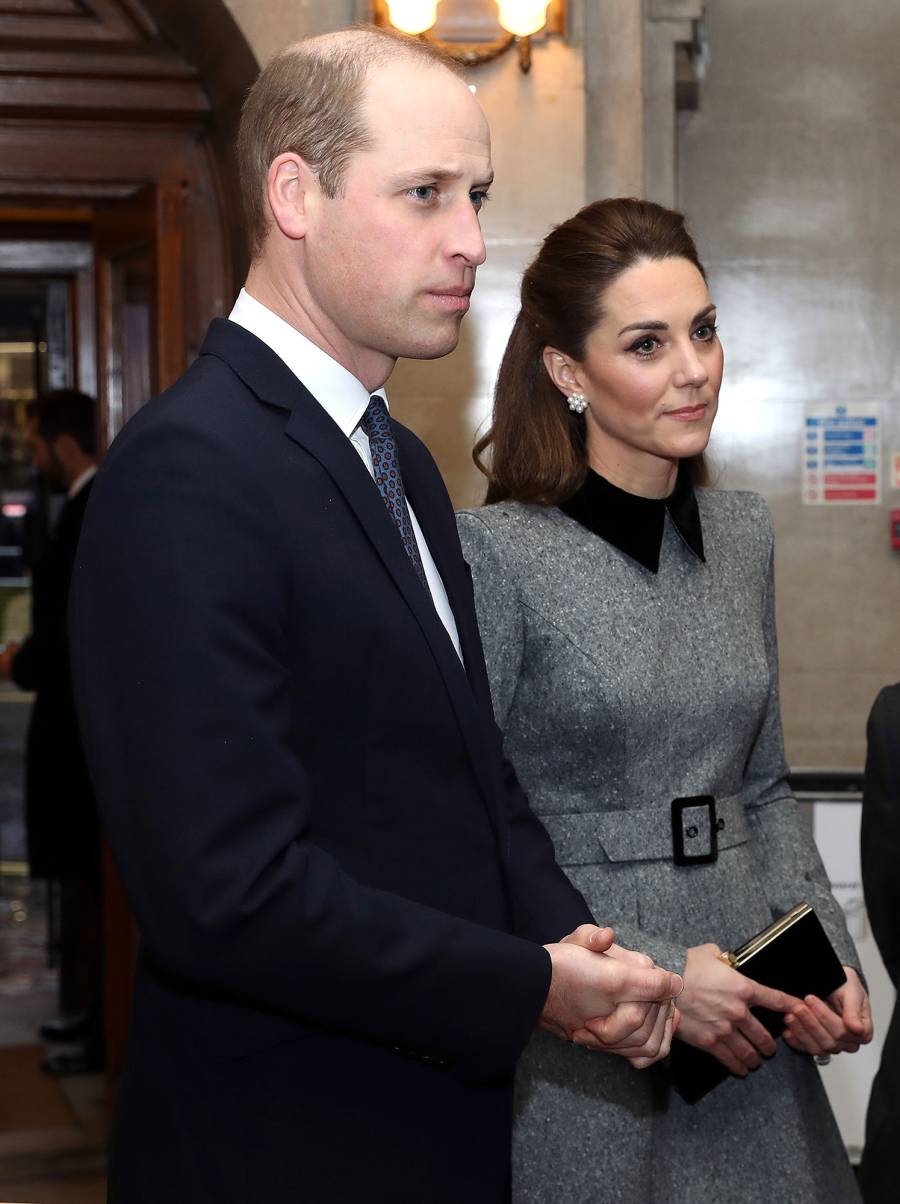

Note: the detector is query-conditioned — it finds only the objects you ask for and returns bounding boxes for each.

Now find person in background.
[859,683,900,1203]
[457,197,871,1203]
[68,33,680,1204]
[0,388,102,1075]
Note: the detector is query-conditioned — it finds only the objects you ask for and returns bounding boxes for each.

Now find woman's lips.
[665,403,708,422]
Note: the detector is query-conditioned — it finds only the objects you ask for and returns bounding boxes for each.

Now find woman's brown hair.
[474,197,712,504]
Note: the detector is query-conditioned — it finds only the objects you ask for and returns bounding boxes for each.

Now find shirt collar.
[68,464,97,500]
[228,288,387,435]
[560,464,705,574]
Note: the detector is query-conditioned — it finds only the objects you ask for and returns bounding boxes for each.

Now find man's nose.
[448,199,487,268]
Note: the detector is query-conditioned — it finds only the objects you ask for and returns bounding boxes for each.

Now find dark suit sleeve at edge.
[861,685,900,986]
[68,416,550,1084]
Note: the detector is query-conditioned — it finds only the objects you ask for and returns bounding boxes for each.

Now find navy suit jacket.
[70,319,592,1203]
[859,684,900,1203]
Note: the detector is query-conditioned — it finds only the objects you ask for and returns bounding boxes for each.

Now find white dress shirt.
[229,289,462,660]
[68,464,98,500]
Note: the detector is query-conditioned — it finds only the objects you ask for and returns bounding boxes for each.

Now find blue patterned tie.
[361,395,429,591]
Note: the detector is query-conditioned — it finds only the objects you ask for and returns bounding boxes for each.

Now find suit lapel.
[394,426,506,830]
[201,320,503,833]
[282,399,451,649]
[395,427,489,693]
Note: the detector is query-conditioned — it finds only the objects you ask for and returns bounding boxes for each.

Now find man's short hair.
[237,26,457,259]
[29,389,98,457]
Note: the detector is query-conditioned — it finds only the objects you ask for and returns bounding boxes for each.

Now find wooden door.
[94,182,186,449]
[93,182,188,1079]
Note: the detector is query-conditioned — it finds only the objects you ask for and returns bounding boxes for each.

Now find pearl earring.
[567,392,588,415]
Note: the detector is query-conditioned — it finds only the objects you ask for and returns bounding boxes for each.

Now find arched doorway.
[0,0,258,1087]
[0,0,257,438]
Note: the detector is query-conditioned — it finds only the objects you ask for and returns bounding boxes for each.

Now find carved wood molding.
[0,0,156,41]
[0,0,210,120]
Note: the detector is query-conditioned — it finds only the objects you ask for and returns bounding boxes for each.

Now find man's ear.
[266,152,314,241]
[542,346,584,398]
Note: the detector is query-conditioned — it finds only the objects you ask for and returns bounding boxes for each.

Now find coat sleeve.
[861,684,900,986]
[457,510,594,945]
[741,500,861,972]
[69,412,552,1084]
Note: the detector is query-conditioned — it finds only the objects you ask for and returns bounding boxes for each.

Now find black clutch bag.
[669,902,847,1103]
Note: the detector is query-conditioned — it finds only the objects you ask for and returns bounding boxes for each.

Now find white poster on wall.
[810,797,896,1163]
[803,401,881,505]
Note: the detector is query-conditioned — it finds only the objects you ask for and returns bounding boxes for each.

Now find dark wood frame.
[0,0,258,403]
[0,234,96,395]
[0,0,259,1082]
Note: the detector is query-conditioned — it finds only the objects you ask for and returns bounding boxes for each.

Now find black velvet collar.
[560,465,705,574]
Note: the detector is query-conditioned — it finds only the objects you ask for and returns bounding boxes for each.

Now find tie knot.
[361,394,390,440]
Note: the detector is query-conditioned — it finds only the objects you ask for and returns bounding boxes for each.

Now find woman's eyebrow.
[617,303,716,338]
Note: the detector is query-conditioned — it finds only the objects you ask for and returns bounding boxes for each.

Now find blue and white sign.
[803,401,881,505]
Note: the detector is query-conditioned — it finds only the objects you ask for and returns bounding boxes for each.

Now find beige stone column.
[584,0,645,201]
[584,0,703,206]
[643,0,703,206]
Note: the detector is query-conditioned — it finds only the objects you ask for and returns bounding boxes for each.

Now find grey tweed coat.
[457,489,862,1204]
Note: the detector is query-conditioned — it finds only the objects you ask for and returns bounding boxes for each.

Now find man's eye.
[470,190,490,210]
[409,185,436,202]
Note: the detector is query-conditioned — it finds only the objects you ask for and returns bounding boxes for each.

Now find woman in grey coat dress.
[457,198,872,1203]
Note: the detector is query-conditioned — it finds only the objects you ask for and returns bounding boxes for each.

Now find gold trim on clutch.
[723,902,812,969]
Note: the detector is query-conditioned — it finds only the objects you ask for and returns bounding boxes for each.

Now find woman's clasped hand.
[677,945,873,1075]
[782,966,873,1057]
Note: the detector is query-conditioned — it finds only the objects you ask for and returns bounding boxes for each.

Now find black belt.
[540,793,748,867]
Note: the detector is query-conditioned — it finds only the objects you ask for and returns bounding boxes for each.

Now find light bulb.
[496,0,550,37]
[386,0,440,35]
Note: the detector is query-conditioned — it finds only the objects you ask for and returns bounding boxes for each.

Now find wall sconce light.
[374,0,565,74]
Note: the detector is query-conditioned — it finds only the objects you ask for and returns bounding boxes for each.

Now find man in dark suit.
[859,683,900,1203]
[0,388,102,1073]
[69,28,681,1203]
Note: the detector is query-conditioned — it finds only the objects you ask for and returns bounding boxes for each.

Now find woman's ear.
[542,346,583,398]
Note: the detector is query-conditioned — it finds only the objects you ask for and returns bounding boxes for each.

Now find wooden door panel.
[93,180,187,1076]
[94,182,185,446]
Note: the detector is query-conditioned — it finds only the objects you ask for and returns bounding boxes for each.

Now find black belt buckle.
[671,795,718,866]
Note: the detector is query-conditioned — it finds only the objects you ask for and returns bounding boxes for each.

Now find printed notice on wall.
[803,401,881,505]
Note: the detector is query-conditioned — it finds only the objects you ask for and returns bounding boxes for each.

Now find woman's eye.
[694,323,718,342]
[631,336,660,357]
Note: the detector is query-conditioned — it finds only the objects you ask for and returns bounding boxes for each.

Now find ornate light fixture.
[374,0,565,74]
[384,0,441,35]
